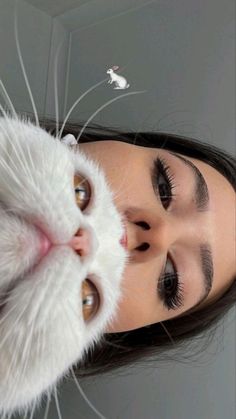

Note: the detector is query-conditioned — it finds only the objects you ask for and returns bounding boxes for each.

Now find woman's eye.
[158,258,184,311]
[154,158,176,210]
[74,174,91,211]
[82,279,100,322]
[158,173,172,208]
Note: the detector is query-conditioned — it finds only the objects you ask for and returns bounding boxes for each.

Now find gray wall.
[0,0,70,119]
[0,1,235,418]
[62,0,236,156]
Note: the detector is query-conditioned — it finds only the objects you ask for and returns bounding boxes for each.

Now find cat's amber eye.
[74,174,91,211]
[82,279,100,322]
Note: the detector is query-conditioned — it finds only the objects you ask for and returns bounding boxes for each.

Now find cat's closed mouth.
[37,229,52,260]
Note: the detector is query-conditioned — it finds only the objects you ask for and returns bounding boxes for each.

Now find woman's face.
[77,140,236,333]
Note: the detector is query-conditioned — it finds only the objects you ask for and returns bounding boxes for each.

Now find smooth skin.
[77,141,236,333]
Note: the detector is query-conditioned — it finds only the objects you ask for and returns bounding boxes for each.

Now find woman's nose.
[126,217,177,261]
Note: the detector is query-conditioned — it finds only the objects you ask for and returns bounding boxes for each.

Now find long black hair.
[41,118,236,378]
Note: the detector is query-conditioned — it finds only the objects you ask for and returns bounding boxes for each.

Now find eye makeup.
[152,157,176,210]
[158,271,184,311]
[152,156,184,311]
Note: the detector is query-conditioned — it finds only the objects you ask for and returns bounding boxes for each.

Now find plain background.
[0,1,235,418]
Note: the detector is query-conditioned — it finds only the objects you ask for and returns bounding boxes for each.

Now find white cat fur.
[0,115,127,417]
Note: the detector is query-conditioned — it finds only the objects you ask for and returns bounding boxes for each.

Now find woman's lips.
[120,230,127,249]
[119,215,128,249]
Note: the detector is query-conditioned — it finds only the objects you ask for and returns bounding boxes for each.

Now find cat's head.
[0,115,127,417]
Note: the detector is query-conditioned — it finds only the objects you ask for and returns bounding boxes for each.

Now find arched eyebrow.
[197,243,214,303]
[170,152,209,212]
[169,152,214,306]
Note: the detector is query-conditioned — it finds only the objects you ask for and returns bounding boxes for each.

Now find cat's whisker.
[61,290,146,417]
[0,79,18,119]
[103,115,155,201]
[5,305,33,382]
[0,294,29,350]
[33,307,52,419]
[20,305,37,361]
[14,0,39,127]
[74,141,129,217]
[102,334,130,351]
[107,273,175,346]
[18,118,42,184]
[16,326,38,417]
[54,39,67,138]
[59,300,83,350]
[0,103,13,121]
[96,156,132,204]
[73,0,159,35]
[0,115,54,215]
[58,300,108,419]
[37,328,44,396]
[54,388,63,419]
[112,286,175,347]
[6,298,40,416]
[0,289,24,328]
[0,109,36,188]
[159,322,175,345]
[0,287,20,308]
[76,91,147,143]
[1,299,35,411]
[59,78,108,140]
[59,127,130,219]
[71,369,108,419]
[43,395,51,419]
[110,130,151,202]
[101,127,147,204]
[29,404,36,419]
[106,171,132,204]
[0,148,35,211]
[0,202,25,216]
[50,140,74,205]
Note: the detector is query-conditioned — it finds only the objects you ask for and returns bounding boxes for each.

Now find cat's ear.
[61,134,77,146]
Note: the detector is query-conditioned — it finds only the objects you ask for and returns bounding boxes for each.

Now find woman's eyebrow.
[197,243,214,304]
[169,152,214,306]
[170,152,209,212]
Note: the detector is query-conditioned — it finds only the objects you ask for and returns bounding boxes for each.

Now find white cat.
[0,115,128,417]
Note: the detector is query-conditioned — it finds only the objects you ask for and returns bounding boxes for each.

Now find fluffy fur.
[0,116,127,417]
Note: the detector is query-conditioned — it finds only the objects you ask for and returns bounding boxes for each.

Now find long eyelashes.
[158,273,184,311]
[154,156,184,311]
[154,156,177,208]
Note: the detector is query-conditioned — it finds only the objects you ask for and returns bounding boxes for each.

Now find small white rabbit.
[106,66,130,89]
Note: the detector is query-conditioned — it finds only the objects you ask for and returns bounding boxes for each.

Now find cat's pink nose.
[67,228,91,257]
